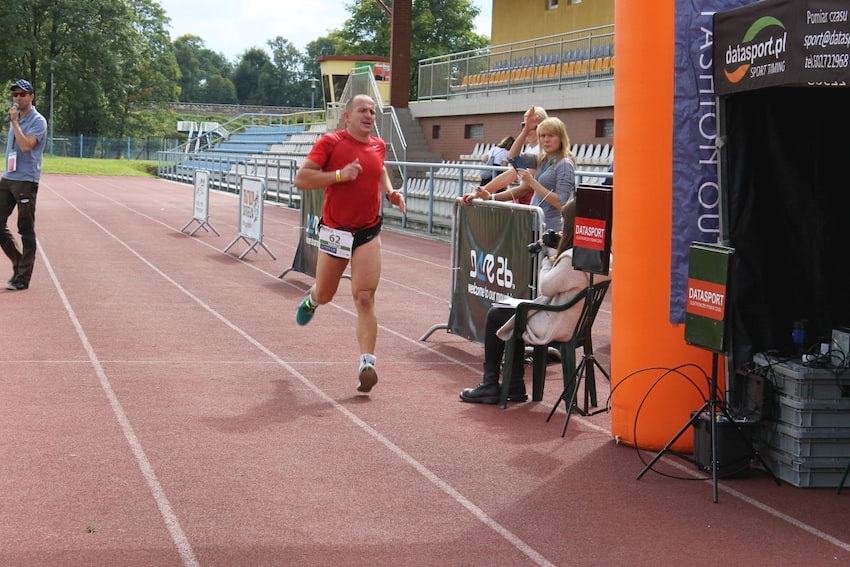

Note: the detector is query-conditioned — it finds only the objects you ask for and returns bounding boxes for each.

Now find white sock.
[360,353,376,367]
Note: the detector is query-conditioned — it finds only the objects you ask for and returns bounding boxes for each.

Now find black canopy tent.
[712,0,850,372]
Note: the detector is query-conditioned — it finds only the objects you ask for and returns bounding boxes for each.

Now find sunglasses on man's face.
[12,91,30,98]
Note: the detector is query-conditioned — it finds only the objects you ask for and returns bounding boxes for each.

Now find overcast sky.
[156,0,493,62]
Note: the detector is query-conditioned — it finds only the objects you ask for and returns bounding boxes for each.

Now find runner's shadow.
[201,379,332,433]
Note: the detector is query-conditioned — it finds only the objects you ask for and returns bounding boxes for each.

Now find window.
[596,119,614,138]
[464,124,484,139]
[547,0,559,9]
[432,125,441,139]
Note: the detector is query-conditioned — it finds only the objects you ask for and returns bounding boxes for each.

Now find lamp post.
[308,77,319,109]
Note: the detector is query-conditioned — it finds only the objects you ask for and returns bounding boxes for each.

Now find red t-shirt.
[305,129,386,230]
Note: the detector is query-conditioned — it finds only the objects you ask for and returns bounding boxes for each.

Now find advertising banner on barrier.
[239,177,264,241]
[193,170,210,222]
[447,201,543,345]
[180,169,220,237]
[714,0,850,95]
[288,189,324,278]
[223,176,276,260]
[670,0,751,323]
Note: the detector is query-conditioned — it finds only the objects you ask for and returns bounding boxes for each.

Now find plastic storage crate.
[759,447,850,488]
[754,353,850,401]
[757,421,850,458]
[771,395,850,428]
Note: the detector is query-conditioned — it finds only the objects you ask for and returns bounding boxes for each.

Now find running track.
[1,174,847,566]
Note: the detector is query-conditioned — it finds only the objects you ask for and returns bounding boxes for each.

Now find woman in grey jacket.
[459,199,611,404]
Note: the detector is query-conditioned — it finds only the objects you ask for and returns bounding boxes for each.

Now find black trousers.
[484,306,525,383]
[0,177,38,284]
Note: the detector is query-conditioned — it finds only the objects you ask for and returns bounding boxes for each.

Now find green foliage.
[321,0,489,97]
[0,0,489,139]
[0,0,180,137]
[173,34,236,103]
[126,107,181,137]
[233,48,272,105]
[43,156,158,177]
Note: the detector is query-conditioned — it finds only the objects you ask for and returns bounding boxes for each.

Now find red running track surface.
[0,174,847,566]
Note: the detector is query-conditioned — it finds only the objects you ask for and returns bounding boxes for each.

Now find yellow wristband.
[335,169,342,183]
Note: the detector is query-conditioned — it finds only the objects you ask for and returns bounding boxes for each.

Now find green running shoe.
[296,295,317,325]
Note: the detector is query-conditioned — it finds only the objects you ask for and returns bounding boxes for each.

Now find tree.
[233,48,272,105]
[303,37,340,78]
[173,35,236,104]
[303,37,342,109]
[0,0,181,136]
[316,0,489,98]
[259,37,308,107]
[332,1,392,57]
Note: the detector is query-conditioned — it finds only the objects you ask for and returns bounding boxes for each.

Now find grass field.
[43,156,158,178]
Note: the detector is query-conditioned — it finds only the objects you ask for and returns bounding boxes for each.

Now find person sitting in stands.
[479,135,515,185]
[459,199,611,404]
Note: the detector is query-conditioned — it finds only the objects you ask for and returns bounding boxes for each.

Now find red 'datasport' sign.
[574,217,606,251]
[686,278,726,321]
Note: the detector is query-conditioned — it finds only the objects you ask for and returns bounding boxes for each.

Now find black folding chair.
[500,280,611,437]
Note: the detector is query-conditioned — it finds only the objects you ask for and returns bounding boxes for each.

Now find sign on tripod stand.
[180,169,220,237]
[223,176,277,260]
[685,242,734,354]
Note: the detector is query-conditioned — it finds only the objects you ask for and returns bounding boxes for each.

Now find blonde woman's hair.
[536,117,575,168]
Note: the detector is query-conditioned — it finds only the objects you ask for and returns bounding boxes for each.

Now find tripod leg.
[583,356,597,410]
[572,356,589,415]
[546,393,566,422]
[837,459,850,495]
[716,403,782,487]
[583,335,599,409]
[636,403,709,480]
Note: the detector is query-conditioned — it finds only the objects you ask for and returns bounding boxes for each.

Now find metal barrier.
[157,150,299,207]
[157,151,612,237]
[420,199,545,345]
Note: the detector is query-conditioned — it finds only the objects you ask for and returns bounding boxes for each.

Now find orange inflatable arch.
[610,0,720,451]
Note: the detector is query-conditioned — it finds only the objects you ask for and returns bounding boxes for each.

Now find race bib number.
[6,152,16,172]
[318,225,354,259]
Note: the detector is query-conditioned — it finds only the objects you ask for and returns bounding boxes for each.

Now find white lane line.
[60,180,475,368]
[48,180,850,558]
[37,244,200,567]
[642,451,850,553]
[45,183,558,567]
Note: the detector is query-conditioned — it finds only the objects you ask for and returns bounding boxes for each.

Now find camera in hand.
[527,229,559,254]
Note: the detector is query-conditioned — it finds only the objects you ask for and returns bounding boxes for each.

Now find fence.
[46,135,181,160]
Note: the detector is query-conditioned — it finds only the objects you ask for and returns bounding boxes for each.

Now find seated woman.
[461,116,575,231]
[479,135,515,185]
[459,199,612,404]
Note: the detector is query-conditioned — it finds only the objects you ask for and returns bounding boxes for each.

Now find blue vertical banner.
[670,0,754,323]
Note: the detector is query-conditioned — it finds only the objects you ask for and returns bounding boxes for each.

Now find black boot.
[459,364,500,404]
